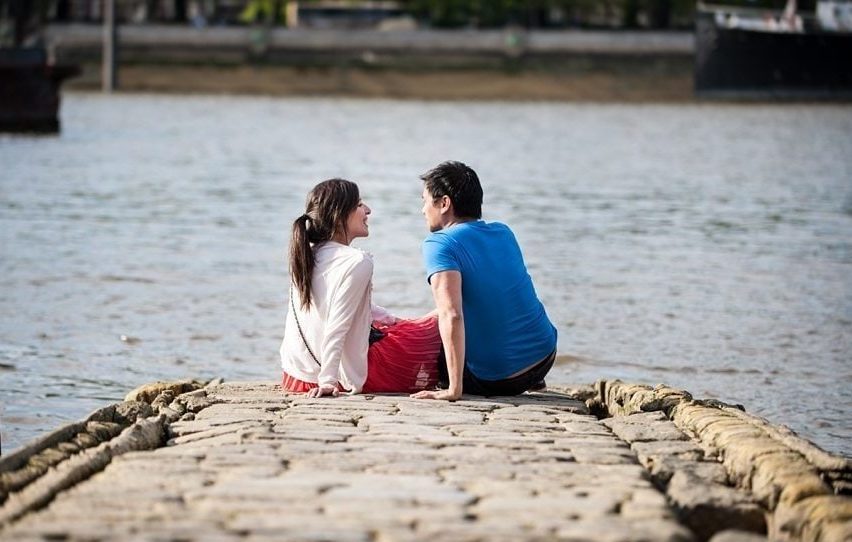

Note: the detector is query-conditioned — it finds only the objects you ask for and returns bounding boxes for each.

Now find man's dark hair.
[420,161,483,220]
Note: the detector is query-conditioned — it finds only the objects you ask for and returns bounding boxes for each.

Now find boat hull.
[694,10,852,99]
[0,48,80,133]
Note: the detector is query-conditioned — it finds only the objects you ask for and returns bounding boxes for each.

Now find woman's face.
[344,200,371,243]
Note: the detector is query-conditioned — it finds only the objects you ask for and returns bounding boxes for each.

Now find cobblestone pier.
[1,380,849,541]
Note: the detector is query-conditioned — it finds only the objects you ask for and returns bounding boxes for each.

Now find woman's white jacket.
[280,241,393,392]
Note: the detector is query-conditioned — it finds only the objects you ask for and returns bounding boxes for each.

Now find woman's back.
[281,241,374,392]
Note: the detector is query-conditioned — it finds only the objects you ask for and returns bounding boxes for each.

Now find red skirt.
[281,316,442,394]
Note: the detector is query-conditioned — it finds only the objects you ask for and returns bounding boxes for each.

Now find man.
[411,161,557,401]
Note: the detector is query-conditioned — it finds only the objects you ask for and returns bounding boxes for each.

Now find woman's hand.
[410,389,461,401]
[307,384,339,398]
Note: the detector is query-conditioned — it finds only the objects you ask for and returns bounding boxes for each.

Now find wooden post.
[102,0,117,92]
[286,2,299,28]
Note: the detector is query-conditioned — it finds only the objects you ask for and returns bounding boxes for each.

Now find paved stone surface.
[596,380,852,542]
[0,382,702,541]
[5,379,848,541]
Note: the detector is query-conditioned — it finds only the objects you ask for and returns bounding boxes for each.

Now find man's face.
[421,187,444,232]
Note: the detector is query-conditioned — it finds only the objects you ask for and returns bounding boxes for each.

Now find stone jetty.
[0,380,849,541]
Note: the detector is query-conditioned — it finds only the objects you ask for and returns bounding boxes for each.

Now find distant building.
[51,1,411,28]
[47,1,698,29]
[286,2,412,30]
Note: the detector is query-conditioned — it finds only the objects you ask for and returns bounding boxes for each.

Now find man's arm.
[412,270,464,401]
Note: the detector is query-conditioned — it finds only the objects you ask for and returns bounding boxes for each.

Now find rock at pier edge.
[0,379,849,541]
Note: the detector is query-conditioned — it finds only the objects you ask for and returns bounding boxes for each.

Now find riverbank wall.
[1,379,849,541]
[45,25,695,100]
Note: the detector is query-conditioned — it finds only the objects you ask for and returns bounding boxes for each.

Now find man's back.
[423,220,557,380]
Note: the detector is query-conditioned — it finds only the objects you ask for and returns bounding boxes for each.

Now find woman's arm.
[315,257,373,395]
[371,303,399,325]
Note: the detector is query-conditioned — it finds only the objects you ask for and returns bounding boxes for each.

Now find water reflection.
[0,94,850,456]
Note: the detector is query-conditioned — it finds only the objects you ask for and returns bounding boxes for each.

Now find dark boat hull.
[695,10,852,99]
[0,48,80,133]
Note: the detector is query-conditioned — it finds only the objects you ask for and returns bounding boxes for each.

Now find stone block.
[651,456,729,487]
[700,421,765,450]
[486,408,558,423]
[720,437,794,488]
[674,406,737,435]
[555,516,694,542]
[322,484,473,507]
[772,495,852,542]
[561,421,614,436]
[236,522,374,542]
[748,452,828,509]
[366,459,449,476]
[360,423,450,437]
[817,520,852,542]
[185,475,339,502]
[552,435,626,450]
[463,478,539,497]
[555,412,599,422]
[323,500,465,525]
[604,414,690,444]
[124,379,206,403]
[279,412,360,424]
[483,419,567,432]
[620,488,678,520]
[572,446,639,465]
[777,477,833,509]
[270,426,354,442]
[632,440,705,461]
[616,411,669,423]
[391,412,487,426]
[473,488,622,518]
[667,470,767,540]
[414,521,530,542]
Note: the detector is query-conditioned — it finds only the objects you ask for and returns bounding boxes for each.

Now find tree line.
[1,0,820,41]
[234,0,811,29]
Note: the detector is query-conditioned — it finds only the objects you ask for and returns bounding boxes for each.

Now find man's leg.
[463,350,556,396]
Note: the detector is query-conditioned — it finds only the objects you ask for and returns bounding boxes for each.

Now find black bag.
[369,325,386,345]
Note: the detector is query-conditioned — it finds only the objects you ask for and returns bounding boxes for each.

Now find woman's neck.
[330,233,350,245]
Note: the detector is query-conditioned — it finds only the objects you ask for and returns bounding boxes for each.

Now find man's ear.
[439,195,453,215]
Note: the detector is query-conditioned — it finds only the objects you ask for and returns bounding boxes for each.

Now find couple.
[280,161,557,401]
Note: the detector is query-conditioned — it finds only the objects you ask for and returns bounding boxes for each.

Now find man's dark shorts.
[438,349,556,396]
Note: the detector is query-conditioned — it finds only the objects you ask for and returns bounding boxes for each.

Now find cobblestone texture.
[1,382,703,542]
[4,379,848,541]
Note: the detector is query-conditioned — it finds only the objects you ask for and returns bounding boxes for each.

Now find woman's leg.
[362,316,442,393]
[281,372,318,393]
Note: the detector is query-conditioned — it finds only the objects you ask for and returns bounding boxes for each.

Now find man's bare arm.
[411,270,464,401]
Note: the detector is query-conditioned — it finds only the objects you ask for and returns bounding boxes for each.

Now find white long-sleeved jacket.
[280,241,394,392]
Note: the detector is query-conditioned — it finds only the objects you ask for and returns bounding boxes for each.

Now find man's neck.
[443,216,476,229]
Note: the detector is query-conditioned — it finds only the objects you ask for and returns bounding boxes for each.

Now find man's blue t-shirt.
[422,220,557,380]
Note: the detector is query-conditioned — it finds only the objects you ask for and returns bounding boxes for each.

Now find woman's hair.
[290,178,360,309]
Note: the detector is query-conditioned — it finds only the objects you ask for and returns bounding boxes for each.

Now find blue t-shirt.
[422,220,557,380]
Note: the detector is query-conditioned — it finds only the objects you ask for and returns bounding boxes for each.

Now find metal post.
[286,1,299,28]
[102,0,117,92]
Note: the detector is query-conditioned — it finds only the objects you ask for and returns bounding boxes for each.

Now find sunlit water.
[1,93,850,456]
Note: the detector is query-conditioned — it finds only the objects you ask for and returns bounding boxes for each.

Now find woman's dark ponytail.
[289,179,360,310]
[290,214,314,309]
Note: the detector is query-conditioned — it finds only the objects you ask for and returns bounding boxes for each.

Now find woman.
[280,178,442,398]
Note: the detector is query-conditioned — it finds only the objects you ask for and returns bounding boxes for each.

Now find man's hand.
[411,388,461,401]
[306,384,339,398]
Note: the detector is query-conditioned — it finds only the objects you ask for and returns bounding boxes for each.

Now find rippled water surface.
[1,93,850,456]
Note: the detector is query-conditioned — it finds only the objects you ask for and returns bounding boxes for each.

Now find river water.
[1,93,850,456]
